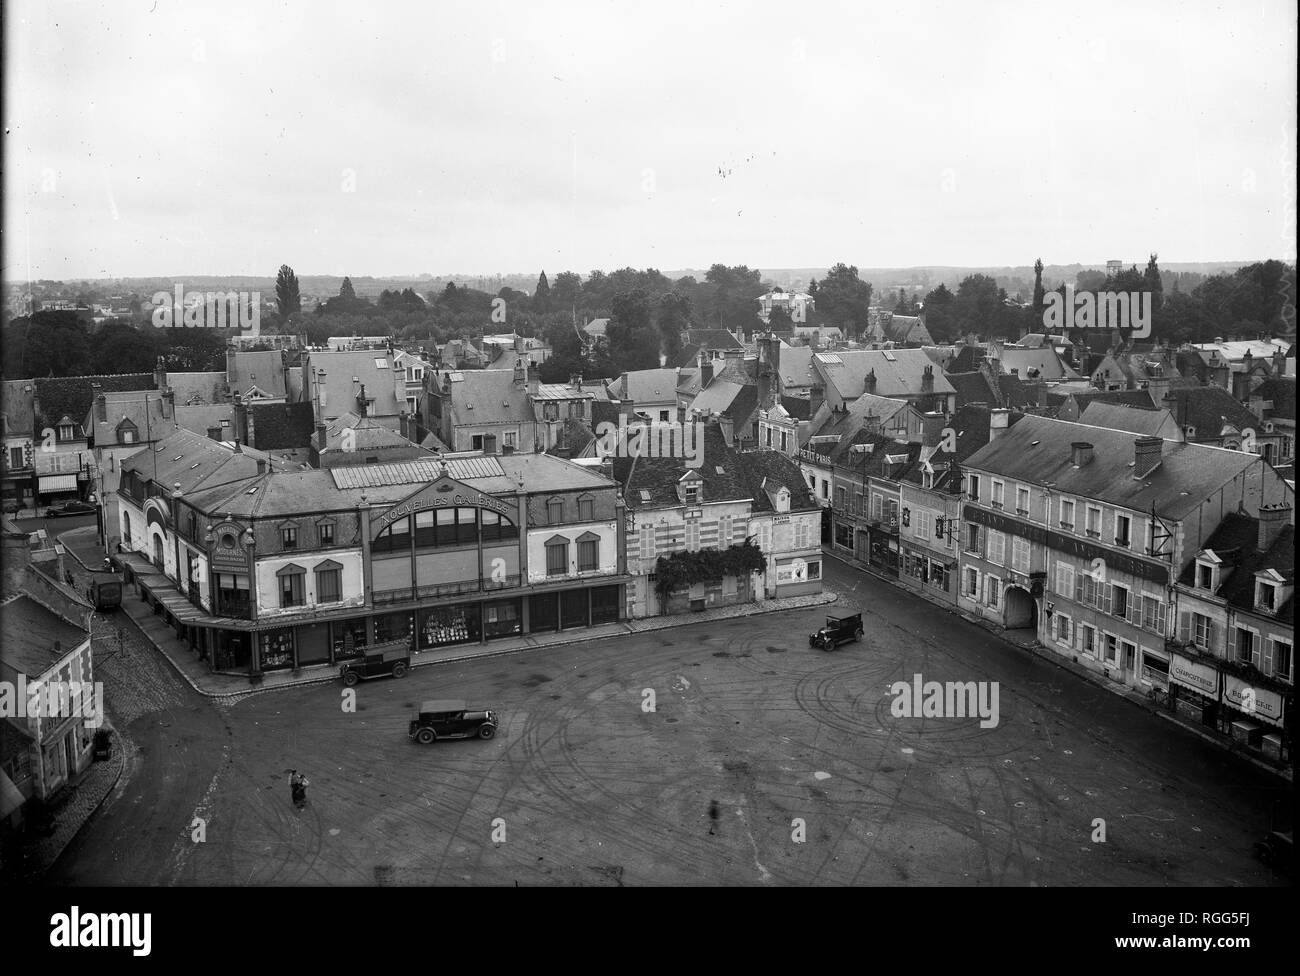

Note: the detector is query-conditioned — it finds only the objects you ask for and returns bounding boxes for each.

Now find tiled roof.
[228,350,287,398]
[689,380,745,417]
[608,369,680,404]
[0,594,87,676]
[616,423,758,510]
[166,371,227,405]
[1252,376,1296,422]
[683,329,744,351]
[963,414,1263,519]
[1159,386,1259,436]
[946,371,999,408]
[1179,514,1295,623]
[444,369,533,426]
[248,401,317,451]
[814,348,955,401]
[1077,402,1179,438]
[35,373,156,436]
[87,392,178,446]
[121,426,292,493]
[304,351,402,419]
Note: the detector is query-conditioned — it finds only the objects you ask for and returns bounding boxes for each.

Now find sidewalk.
[59,525,838,701]
[822,545,1292,783]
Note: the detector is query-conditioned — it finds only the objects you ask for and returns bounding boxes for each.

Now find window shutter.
[1074,572,1084,603]
[1251,632,1262,669]
[1206,620,1214,650]
[1226,625,1236,660]
[1263,639,1274,676]
[1101,584,1111,615]
[1177,611,1190,644]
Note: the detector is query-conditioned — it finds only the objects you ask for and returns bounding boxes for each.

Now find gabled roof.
[683,329,745,351]
[689,379,745,417]
[87,391,178,447]
[608,369,680,404]
[1159,386,1260,436]
[945,371,999,408]
[304,351,402,419]
[615,422,756,510]
[167,371,227,405]
[0,594,87,676]
[228,350,287,399]
[442,369,533,426]
[774,345,816,389]
[120,426,293,494]
[35,373,156,437]
[1077,402,1180,439]
[1179,513,1295,622]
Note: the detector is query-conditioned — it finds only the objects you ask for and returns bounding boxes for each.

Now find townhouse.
[1168,506,1293,760]
[617,421,822,618]
[812,348,956,414]
[958,415,1293,697]
[112,427,625,677]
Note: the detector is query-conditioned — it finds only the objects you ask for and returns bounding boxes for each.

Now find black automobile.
[409,700,498,744]
[809,611,864,650]
[339,639,411,686]
[44,500,96,519]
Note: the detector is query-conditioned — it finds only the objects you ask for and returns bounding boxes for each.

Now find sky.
[3,0,1296,281]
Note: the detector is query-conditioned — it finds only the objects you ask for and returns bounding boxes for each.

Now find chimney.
[921,364,934,394]
[233,396,248,445]
[810,383,825,418]
[1071,441,1095,466]
[700,357,714,388]
[719,414,735,447]
[316,369,328,410]
[863,412,881,434]
[207,425,222,441]
[255,457,266,475]
[527,363,540,396]
[921,411,945,448]
[514,333,525,353]
[864,368,877,395]
[1257,502,1291,552]
[94,389,107,424]
[1133,435,1163,479]
[356,383,368,418]
[990,408,1010,439]
[513,360,527,390]
[1146,373,1171,407]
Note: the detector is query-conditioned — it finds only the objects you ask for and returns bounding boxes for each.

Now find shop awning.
[1223,675,1285,725]
[38,475,78,492]
[1169,653,1219,696]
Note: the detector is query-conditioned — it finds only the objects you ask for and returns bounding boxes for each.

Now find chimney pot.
[1257,502,1291,552]
[1134,435,1163,478]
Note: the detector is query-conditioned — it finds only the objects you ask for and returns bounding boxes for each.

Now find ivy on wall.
[654,539,766,598]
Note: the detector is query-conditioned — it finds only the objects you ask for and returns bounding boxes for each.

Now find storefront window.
[332,618,368,659]
[591,585,620,626]
[259,628,294,670]
[483,599,522,640]
[419,603,480,648]
[373,611,415,645]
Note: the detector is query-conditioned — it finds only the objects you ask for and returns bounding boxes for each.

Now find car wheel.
[343,671,359,687]
[478,724,496,740]
[416,728,435,745]
[391,661,408,678]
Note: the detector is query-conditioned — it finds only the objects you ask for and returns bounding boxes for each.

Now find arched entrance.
[152,532,165,568]
[1004,585,1036,630]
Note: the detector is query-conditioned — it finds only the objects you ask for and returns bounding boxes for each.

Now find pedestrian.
[289,770,308,808]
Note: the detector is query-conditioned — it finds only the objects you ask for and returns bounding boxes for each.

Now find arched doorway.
[152,532,165,568]
[1004,585,1036,630]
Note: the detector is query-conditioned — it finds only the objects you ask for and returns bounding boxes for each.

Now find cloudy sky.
[3,0,1295,280]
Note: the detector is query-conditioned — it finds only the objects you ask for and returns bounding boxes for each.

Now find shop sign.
[374,476,514,533]
[1169,653,1218,696]
[1223,675,1284,724]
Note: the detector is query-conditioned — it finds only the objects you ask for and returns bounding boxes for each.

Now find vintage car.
[808,611,864,650]
[339,639,411,686]
[408,700,498,744]
[44,500,97,519]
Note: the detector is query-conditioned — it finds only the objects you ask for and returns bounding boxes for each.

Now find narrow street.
[45,556,1288,885]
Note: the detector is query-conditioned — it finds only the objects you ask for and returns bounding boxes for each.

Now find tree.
[1143,254,1163,313]
[1032,258,1046,318]
[533,271,551,313]
[551,271,582,312]
[275,265,301,321]
[656,292,692,363]
[921,283,957,341]
[340,277,356,302]
[92,323,160,373]
[816,263,874,338]
[607,289,661,372]
[952,274,1004,338]
[702,264,764,333]
[17,311,91,376]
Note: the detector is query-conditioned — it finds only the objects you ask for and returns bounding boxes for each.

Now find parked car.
[339,639,411,686]
[809,611,864,650]
[44,500,96,518]
[408,700,498,744]
[1255,828,1293,876]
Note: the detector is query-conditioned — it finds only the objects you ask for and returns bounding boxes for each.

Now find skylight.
[374,358,388,368]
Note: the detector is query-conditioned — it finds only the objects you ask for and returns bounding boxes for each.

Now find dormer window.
[58,423,73,441]
[118,419,138,444]
[683,483,701,504]
[1256,580,1277,611]
[1195,558,1218,592]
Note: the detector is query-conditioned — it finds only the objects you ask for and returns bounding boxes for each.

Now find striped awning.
[38,475,79,492]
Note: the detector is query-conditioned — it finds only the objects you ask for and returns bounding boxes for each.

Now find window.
[436,508,457,545]
[1081,573,1100,608]
[1016,486,1030,516]
[685,520,700,552]
[122,428,136,444]
[987,530,1006,566]
[1085,506,1101,537]
[1234,628,1253,663]
[1080,624,1097,656]
[1059,498,1075,529]
[683,483,701,505]
[639,524,655,561]
[1054,613,1072,645]
[471,434,484,451]
[913,512,930,540]
[319,522,335,546]
[1141,596,1165,635]
[1104,633,1119,663]
[1273,639,1293,680]
[1115,513,1132,548]
[991,480,1005,509]
[278,567,305,607]
[967,474,981,501]
[548,499,564,524]
[984,575,1001,608]
[928,562,949,590]
[1192,613,1212,649]
[578,497,594,521]
[280,526,298,550]
[373,516,411,554]
[455,507,477,544]
[1111,584,1129,620]
[546,540,568,577]
[806,561,822,581]
[1055,562,1074,597]
[719,515,733,547]
[315,564,342,603]
[7,446,23,469]
[1256,581,1277,611]
[578,538,599,572]
[963,567,979,597]
[59,424,73,441]
[502,431,517,450]
[964,523,980,554]
[1196,562,1215,591]
[836,486,847,510]
[1011,537,1030,574]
